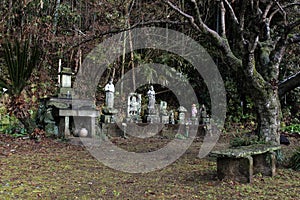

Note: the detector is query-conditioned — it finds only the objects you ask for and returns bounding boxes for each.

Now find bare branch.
[279,71,300,96]
[239,0,247,43]
[223,0,239,25]
[189,0,203,25]
[164,0,220,38]
[163,0,242,71]
[164,0,201,32]
[250,35,259,53]
[65,20,187,53]
[261,2,273,40]
[274,0,287,25]
[269,3,300,23]
[220,1,226,37]
[262,1,273,20]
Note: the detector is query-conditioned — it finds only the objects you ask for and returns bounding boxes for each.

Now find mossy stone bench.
[210,144,281,183]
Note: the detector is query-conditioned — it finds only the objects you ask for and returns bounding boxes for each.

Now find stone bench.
[210,144,281,183]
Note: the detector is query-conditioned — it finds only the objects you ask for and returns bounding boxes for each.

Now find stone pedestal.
[190,117,199,125]
[161,115,169,124]
[146,115,160,123]
[178,106,187,124]
[102,107,118,124]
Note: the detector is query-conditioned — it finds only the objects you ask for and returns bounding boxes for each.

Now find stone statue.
[169,111,175,124]
[147,85,156,114]
[129,96,139,115]
[127,93,142,122]
[199,104,208,124]
[191,104,197,118]
[105,79,115,108]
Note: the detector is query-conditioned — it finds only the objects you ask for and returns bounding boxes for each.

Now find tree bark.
[255,90,281,145]
[243,53,281,145]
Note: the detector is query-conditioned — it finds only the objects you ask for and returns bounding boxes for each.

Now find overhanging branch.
[279,71,300,96]
[65,20,187,53]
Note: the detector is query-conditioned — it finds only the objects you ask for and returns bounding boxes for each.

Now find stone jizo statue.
[105,79,115,108]
[147,85,156,114]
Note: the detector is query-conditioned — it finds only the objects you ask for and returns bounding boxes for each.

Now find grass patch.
[0,134,299,199]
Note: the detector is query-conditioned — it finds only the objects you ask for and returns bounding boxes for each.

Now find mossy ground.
[0,133,299,199]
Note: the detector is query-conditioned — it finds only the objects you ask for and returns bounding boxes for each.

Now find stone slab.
[210,144,281,158]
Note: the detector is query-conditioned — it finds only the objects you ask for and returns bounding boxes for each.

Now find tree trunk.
[255,89,281,145]
[243,53,281,145]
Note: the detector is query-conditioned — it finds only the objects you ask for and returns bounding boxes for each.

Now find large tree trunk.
[255,89,281,145]
[243,53,281,145]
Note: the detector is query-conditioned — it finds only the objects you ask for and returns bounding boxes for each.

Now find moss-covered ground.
[0,133,299,199]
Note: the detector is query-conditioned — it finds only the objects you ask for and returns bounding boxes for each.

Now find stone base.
[102,108,118,124]
[161,115,169,124]
[190,117,199,125]
[126,116,142,123]
[146,115,160,123]
[103,114,113,123]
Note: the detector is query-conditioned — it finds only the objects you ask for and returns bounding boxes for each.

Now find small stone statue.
[169,111,175,124]
[147,85,156,114]
[129,96,139,116]
[105,79,115,109]
[199,104,208,124]
[191,104,197,118]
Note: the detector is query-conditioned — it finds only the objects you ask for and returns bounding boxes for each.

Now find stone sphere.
[79,128,88,137]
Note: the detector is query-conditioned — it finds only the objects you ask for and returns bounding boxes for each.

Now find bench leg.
[217,156,253,183]
[253,151,276,176]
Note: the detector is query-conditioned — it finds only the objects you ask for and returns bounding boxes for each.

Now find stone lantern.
[59,67,74,98]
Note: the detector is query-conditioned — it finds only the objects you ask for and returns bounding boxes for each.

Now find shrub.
[282,124,300,135]
[230,135,266,147]
[289,147,300,171]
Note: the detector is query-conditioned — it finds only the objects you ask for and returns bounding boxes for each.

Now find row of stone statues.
[104,80,209,124]
[104,79,156,114]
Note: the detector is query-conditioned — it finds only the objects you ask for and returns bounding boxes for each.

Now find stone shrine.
[47,65,100,138]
